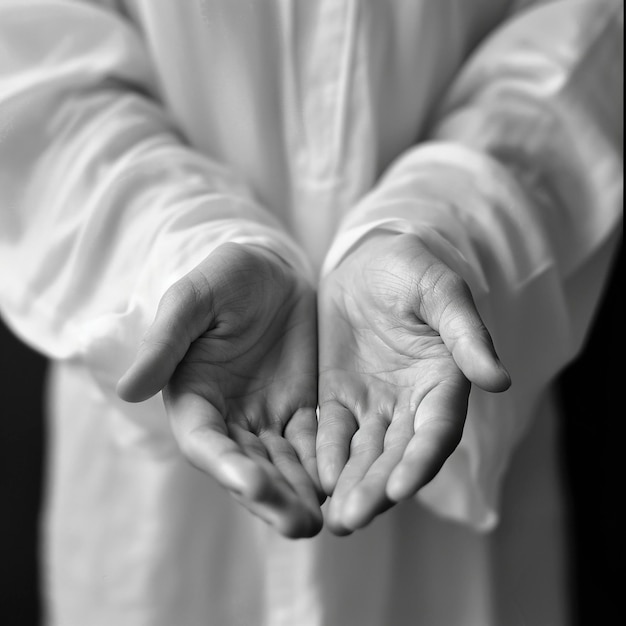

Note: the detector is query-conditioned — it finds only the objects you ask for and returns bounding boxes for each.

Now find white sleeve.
[323,0,623,529]
[0,1,312,401]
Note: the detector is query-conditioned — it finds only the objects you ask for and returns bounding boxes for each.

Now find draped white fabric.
[0,1,622,624]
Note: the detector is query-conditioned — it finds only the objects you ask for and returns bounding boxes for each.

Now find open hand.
[117,243,323,538]
[317,233,510,534]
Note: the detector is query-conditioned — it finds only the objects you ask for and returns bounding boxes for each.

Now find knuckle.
[414,262,474,325]
[315,439,341,454]
[417,263,465,301]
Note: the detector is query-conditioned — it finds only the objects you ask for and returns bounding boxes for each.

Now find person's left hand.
[317,233,511,535]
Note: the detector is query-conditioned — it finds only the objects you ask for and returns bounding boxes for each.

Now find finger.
[169,393,320,539]
[261,430,322,510]
[284,408,326,503]
[385,380,468,502]
[117,274,216,403]
[223,423,299,507]
[228,422,271,462]
[165,390,266,499]
[260,430,324,535]
[339,406,415,531]
[230,424,322,538]
[229,489,322,539]
[412,255,511,393]
[316,401,358,495]
[326,416,388,535]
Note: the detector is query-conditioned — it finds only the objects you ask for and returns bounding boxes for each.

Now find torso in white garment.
[13,0,619,624]
[121,0,507,273]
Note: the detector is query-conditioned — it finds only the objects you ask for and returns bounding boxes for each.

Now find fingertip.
[385,476,417,504]
[385,473,411,503]
[340,489,372,532]
[326,517,354,537]
[454,338,511,393]
[474,355,512,393]
[385,459,429,503]
[276,509,324,539]
[116,368,151,403]
[318,460,342,496]
[489,362,512,393]
[324,495,352,536]
[258,480,324,540]
[116,348,173,403]
[115,374,134,402]
[304,507,325,538]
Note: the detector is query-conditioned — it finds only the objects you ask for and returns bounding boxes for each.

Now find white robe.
[0,1,622,624]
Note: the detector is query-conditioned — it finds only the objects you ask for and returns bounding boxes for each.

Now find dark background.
[0,245,622,626]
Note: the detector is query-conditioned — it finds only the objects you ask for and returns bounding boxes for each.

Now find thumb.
[116,274,216,402]
[412,256,511,393]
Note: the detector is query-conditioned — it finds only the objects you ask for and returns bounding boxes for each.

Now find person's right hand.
[117,242,323,538]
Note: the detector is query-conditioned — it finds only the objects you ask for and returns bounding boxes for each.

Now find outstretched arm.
[118,243,323,537]
[319,0,623,533]
[0,2,320,536]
